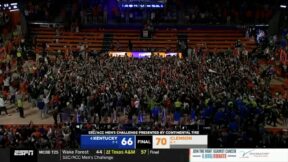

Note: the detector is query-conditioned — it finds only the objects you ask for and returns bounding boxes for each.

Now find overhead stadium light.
[10,9,19,12]
[280,5,287,8]
[118,0,166,8]
[0,2,18,11]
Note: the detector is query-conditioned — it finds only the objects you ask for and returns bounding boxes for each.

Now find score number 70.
[153,136,170,148]
[155,137,167,145]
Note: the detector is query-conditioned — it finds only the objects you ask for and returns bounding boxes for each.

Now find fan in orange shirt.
[19,81,28,94]
[0,74,4,85]
[2,90,9,100]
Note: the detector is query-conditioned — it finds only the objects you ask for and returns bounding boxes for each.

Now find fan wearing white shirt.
[134,95,140,116]
[3,76,10,91]
[43,91,51,118]
[0,96,11,116]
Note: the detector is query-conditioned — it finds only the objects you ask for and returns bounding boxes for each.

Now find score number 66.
[121,138,133,146]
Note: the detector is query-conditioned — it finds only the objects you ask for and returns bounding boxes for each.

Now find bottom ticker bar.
[5,149,189,162]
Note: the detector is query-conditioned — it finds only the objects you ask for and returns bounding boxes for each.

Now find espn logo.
[14,150,34,156]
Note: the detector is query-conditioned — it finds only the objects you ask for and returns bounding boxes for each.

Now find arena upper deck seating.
[31,27,256,53]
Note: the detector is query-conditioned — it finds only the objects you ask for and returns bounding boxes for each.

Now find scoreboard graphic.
[5,130,288,162]
[80,131,207,149]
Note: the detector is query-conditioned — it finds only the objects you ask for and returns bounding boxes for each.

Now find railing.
[28,21,267,30]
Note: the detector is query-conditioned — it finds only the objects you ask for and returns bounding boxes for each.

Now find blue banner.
[81,135,136,149]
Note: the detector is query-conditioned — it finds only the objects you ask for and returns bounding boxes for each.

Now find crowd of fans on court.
[1,0,288,148]
[0,32,287,148]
